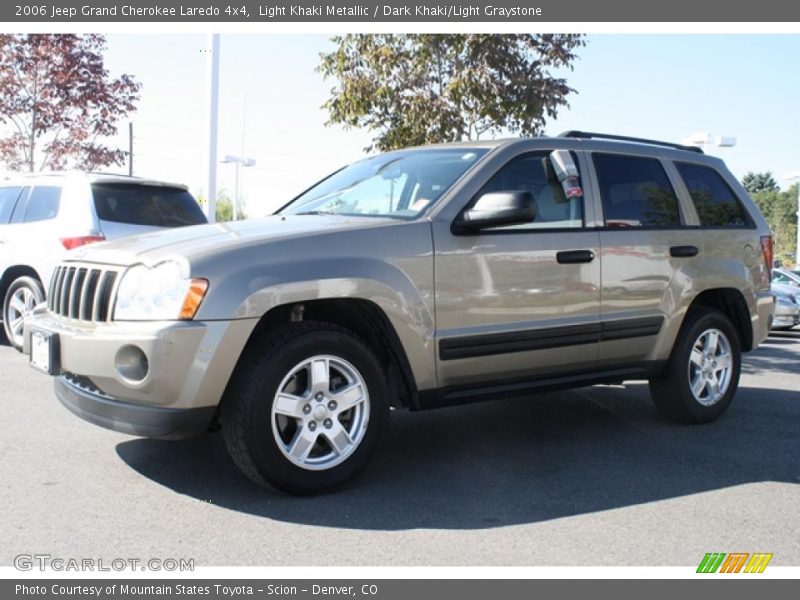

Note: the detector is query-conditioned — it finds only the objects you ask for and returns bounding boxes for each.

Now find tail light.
[760,235,773,279]
[60,235,106,250]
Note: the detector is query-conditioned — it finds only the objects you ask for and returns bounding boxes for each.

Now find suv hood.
[63,215,397,266]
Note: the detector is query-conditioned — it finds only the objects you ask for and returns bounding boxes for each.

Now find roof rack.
[558,130,704,154]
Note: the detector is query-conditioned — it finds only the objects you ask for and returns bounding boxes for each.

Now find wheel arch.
[234,297,422,410]
[684,287,754,352]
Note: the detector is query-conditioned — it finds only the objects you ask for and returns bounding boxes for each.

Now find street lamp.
[221,154,255,221]
[681,132,737,153]
[782,171,800,267]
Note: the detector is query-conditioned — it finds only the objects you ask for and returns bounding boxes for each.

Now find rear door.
[433,148,602,390]
[589,152,702,367]
[91,183,207,240]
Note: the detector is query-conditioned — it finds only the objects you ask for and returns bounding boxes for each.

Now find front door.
[433,149,601,389]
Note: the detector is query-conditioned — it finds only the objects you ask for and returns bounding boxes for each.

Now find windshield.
[280,148,489,219]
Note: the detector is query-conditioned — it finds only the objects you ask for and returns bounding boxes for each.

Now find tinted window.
[92,184,207,227]
[593,154,681,228]
[24,186,61,222]
[676,163,751,228]
[0,186,23,224]
[476,151,583,230]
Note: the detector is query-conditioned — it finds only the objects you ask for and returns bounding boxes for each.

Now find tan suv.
[23,132,775,494]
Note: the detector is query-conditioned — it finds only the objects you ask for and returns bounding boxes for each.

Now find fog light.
[115,345,150,383]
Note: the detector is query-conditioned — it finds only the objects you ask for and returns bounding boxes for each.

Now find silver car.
[0,172,207,350]
[23,132,775,493]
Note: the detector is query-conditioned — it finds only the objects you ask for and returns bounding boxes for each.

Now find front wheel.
[2,276,45,352]
[220,321,389,494]
[649,308,742,423]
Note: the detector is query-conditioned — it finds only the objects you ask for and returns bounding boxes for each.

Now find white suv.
[0,172,207,350]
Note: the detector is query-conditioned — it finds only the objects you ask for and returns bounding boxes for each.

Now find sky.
[97,34,800,217]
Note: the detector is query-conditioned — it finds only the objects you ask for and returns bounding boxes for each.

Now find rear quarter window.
[92,184,207,227]
[675,163,753,228]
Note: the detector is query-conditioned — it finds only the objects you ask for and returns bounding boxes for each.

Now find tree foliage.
[750,184,798,262]
[318,34,585,152]
[742,171,779,194]
[0,34,140,172]
[197,190,248,222]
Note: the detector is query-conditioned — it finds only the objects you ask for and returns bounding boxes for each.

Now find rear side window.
[593,154,682,228]
[675,163,752,228]
[0,186,23,223]
[92,184,207,227]
[24,186,61,222]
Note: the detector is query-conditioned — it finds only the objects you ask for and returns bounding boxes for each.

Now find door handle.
[556,250,595,264]
[670,245,699,258]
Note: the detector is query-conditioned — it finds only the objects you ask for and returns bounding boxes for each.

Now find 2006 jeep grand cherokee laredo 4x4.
[23,131,775,494]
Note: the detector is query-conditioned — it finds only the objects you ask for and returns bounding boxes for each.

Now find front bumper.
[773,302,800,328]
[56,375,216,440]
[23,306,257,439]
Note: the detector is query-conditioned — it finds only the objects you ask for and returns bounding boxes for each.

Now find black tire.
[2,276,45,352]
[220,321,390,494]
[649,307,742,423]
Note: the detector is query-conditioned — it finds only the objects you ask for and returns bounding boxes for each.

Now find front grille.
[48,264,119,321]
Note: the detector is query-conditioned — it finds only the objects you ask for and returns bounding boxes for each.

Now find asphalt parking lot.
[1,327,798,567]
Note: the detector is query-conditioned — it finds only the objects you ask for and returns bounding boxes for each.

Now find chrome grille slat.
[60,268,74,316]
[69,268,87,319]
[47,263,120,323]
[81,269,100,321]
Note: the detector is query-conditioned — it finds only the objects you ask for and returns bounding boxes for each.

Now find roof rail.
[558,130,704,154]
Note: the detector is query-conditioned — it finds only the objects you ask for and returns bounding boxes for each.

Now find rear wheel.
[220,321,390,494]
[649,308,741,423]
[2,276,45,352]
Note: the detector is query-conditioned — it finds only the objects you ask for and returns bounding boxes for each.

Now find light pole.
[204,34,221,223]
[782,171,800,267]
[681,132,737,153]
[221,155,255,221]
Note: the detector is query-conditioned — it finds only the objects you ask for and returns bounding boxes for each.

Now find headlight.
[114,260,208,321]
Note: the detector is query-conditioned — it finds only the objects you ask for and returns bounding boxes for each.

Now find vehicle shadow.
[116,366,799,530]
[0,328,9,347]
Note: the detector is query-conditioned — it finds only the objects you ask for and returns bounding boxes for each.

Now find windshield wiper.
[294,210,336,216]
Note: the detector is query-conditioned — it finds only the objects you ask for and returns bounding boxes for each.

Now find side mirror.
[454,191,535,233]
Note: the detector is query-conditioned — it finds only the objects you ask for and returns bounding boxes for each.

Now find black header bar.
[3,0,800,23]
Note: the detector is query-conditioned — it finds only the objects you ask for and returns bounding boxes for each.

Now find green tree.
[318,34,585,152]
[751,185,797,262]
[742,171,779,194]
[196,190,248,222]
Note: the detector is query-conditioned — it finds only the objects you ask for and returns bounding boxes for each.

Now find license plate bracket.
[29,330,60,376]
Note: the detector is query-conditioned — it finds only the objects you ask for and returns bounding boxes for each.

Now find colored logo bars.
[697,552,773,573]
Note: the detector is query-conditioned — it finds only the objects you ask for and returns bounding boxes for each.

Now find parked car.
[23,132,775,493]
[771,288,800,330]
[773,267,800,289]
[0,172,207,350]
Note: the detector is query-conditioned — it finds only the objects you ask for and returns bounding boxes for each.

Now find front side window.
[0,186,23,224]
[593,154,682,228]
[280,149,488,219]
[676,163,752,228]
[474,151,584,230]
[24,186,61,222]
